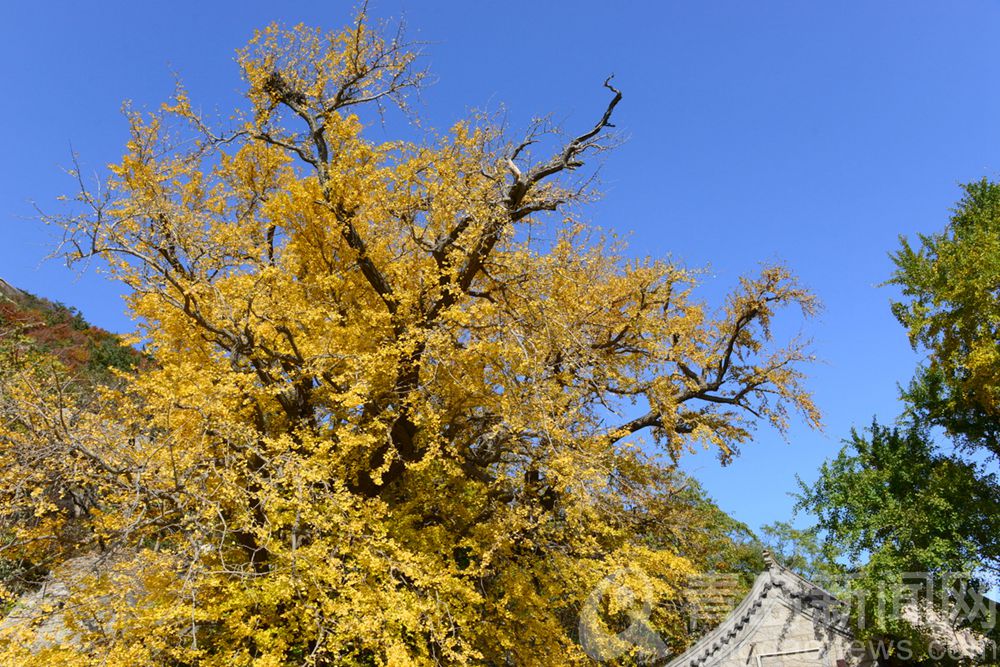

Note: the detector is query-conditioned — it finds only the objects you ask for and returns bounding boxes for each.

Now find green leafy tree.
[758,520,844,583]
[798,420,1000,659]
[799,420,1000,579]
[891,179,1000,453]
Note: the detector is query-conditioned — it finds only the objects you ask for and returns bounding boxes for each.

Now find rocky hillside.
[0,277,136,380]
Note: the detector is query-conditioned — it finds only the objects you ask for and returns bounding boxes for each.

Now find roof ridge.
[664,567,774,667]
[663,557,851,667]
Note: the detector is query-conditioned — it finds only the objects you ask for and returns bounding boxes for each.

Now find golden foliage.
[1,12,819,665]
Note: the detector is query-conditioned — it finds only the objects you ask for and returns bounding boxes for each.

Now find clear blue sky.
[3,1,1000,533]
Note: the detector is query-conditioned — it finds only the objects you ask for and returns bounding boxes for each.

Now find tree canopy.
[799,421,1000,578]
[796,181,1000,659]
[891,179,1000,453]
[0,15,820,666]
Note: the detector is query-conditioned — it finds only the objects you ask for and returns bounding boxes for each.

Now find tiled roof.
[664,553,852,667]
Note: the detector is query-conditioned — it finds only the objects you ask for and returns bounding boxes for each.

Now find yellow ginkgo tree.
[1,12,820,667]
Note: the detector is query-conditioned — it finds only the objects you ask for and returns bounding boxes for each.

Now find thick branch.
[429,80,623,321]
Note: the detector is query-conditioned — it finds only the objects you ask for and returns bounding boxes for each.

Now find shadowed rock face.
[0,551,158,656]
[0,554,101,652]
[900,600,991,660]
[0,278,24,300]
